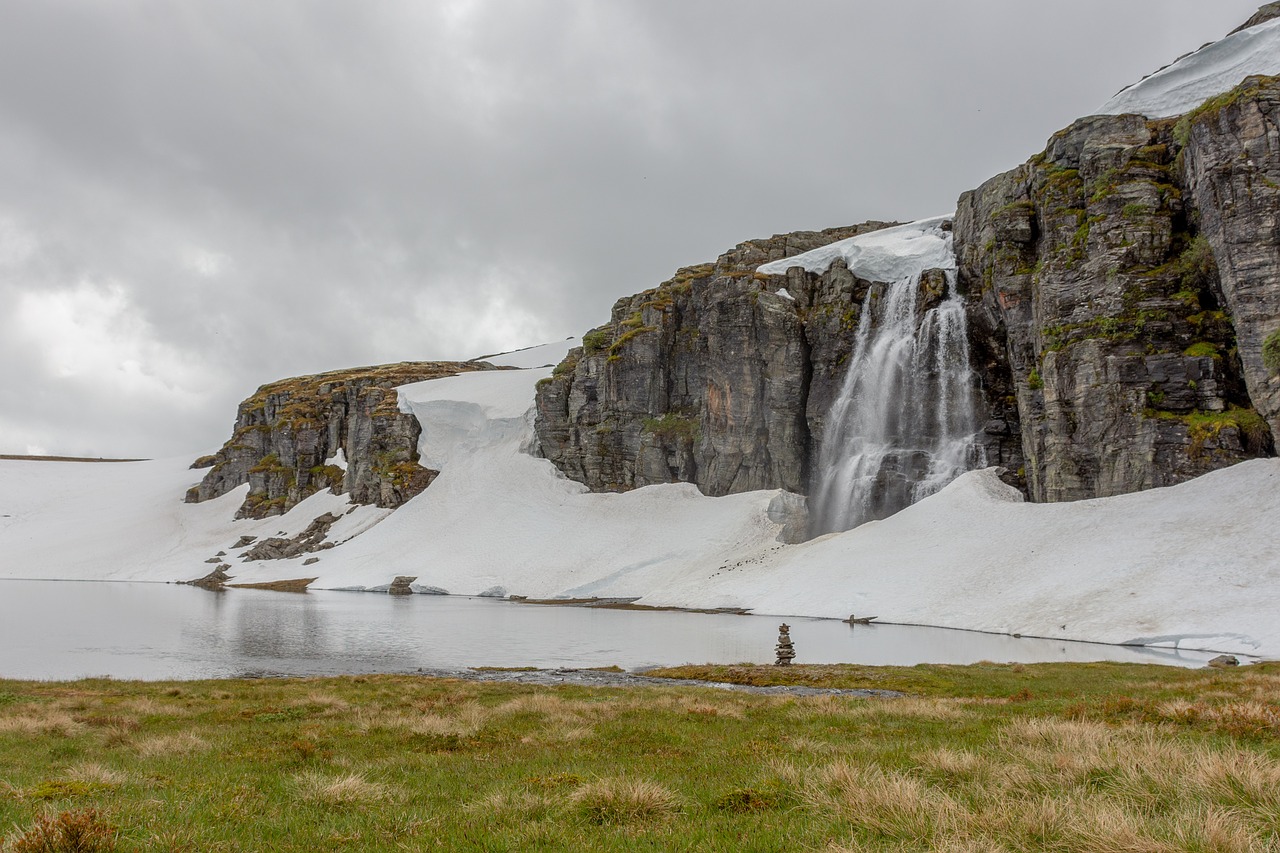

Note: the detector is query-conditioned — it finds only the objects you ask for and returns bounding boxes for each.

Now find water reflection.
[0,579,1224,681]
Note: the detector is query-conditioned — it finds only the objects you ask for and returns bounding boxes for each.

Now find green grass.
[1,663,1278,851]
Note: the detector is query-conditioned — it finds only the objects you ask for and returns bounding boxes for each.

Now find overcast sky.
[0,0,1265,458]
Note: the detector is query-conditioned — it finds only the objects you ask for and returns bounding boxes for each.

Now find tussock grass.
[0,664,1278,850]
[571,778,681,824]
[293,771,390,807]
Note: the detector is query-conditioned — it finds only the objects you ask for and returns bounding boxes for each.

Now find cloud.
[0,0,1265,456]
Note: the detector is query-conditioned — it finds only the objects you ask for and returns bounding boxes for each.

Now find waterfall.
[810,270,982,535]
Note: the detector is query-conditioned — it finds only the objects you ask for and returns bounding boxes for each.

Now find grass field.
[1,662,1277,851]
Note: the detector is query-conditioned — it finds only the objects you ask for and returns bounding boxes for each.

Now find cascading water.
[810,269,983,535]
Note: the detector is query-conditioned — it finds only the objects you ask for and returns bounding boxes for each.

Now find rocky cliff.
[533,222,910,496]
[535,32,1280,515]
[955,77,1278,502]
[187,361,496,518]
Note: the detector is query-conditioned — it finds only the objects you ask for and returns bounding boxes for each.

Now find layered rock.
[533,222,903,496]
[954,85,1276,502]
[537,80,1279,512]
[1178,75,1280,440]
[187,361,495,518]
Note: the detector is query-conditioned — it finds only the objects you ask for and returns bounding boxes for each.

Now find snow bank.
[756,215,955,280]
[2,345,1278,658]
[474,338,577,369]
[1097,17,1280,118]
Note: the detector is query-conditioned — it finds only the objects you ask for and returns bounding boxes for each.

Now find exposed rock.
[1178,76,1280,441]
[955,106,1274,502]
[303,557,319,566]
[534,222,898,497]
[203,557,222,564]
[1231,3,1280,34]
[185,565,233,591]
[241,513,341,561]
[389,575,417,595]
[186,361,497,518]
[1207,654,1240,667]
[189,455,217,469]
[233,535,257,548]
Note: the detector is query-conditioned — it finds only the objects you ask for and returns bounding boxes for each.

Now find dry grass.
[132,732,209,758]
[294,772,389,807]
[570,778,681,825]
[62,765,127,789]
[0,713,83,738]
[2,665,1279,850]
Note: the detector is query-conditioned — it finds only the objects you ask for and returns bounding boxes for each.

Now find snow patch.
[3,340,1279,658]
[1097,17,1280,118]
[756,215,955,281]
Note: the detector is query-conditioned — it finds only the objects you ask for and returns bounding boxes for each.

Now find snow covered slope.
[756,215,954,280]
[1,338,1277,658]
[1098,16,1280,118]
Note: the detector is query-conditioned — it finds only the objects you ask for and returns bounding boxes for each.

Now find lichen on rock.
[186,361,497,518]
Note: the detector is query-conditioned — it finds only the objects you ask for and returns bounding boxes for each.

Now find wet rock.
[389,576,417,595]
[242,513,341,561]
[534,223,897,498]
[1207,654,1240,668]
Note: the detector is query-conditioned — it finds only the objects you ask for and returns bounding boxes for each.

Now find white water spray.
[810,270,983,535]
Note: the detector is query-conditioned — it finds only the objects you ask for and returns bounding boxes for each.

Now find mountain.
[3,8,1279,659]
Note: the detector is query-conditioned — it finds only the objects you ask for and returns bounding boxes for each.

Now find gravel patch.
[414,666,903,697]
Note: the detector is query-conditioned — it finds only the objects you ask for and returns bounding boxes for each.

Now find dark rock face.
[1179,75,1280,441]
[241,512,341,560]
[533,223,900,496]
[954,87,1276,502]
[186,361,495,518]
[537,78,1280,511]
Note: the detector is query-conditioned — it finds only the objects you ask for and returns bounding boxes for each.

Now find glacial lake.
[0,579,1225,680]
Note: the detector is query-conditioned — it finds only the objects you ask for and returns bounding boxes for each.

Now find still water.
[0,580,1221,680]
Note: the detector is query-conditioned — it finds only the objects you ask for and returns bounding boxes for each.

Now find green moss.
[1263,329,1280,375]
[608,326,657,355]
[641,413,701,442]
[581,330,611,354]
[1173,75,1280,147]
[1183,342,1220,359]
[1146,406,1271,453]
[1027,369,1044,391]
[248,454,288,475]
[1121,202,1149,219]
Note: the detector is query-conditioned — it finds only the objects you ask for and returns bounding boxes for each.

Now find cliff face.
[955,79,1278,502]
[536,77,1280,510]
[186,361,494,518]
[533,223,905,496]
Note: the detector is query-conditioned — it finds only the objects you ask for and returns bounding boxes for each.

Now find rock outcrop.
[955,80,1277,502]
[186,361,496,518]
[535,68,1279,513]
[533,222,905,496]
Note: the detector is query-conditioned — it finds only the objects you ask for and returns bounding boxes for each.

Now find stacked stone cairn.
[774,623,796,666]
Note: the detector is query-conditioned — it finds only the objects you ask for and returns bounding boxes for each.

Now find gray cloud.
[0,0,1264,457]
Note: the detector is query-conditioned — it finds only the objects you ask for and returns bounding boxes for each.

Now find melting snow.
[1097,16,1280,118]
[2,340,1277,658]
[756,215,955,281]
